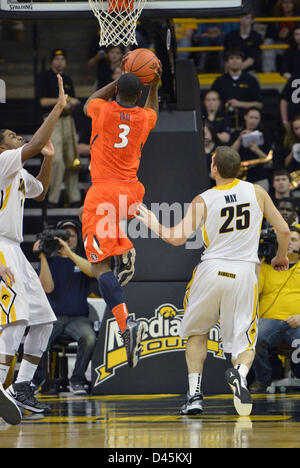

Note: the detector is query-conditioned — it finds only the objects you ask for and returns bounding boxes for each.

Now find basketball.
[124,48,160,85]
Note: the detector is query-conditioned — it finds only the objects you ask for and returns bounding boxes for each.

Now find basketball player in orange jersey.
[82,65,161,368]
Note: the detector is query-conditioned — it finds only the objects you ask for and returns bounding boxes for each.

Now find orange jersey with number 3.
[87,99,157,181]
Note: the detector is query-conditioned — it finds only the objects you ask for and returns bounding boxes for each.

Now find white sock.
[0,364,10,384]
[235,364,249,387]
[188,373,202,396]
[15,360,38,384]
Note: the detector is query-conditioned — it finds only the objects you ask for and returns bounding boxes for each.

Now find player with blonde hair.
[138,146,290,416]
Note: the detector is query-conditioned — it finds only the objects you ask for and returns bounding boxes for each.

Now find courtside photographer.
[32,219,96,395]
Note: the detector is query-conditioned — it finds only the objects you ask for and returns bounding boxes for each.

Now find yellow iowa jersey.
[259,261,300,320]
[200,179,263,264]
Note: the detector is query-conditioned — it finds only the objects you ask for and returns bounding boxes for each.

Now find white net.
[88,0,147,47]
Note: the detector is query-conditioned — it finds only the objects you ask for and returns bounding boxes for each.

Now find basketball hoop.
[89,0,147,47]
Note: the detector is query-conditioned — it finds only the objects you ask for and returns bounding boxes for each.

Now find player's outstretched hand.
[136,204,160,234]
[56,74,68,108]
[0,264,15,286]
[41,140,55,158]
[271,255,289,271]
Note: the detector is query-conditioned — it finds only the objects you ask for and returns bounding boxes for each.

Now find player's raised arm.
[254,184,290,271]
[21,75,67,163]
[137,195,205,246]
[144,62,162,116]
[83,79,118,115]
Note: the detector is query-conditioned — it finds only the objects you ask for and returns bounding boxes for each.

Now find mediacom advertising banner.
[92,282,231,395]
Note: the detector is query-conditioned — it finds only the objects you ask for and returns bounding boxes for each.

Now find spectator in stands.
[32,219,96,395]
[262,0,300,73]
[283,26,300,73]
[202,90,231,144]
[271,168,300,210]
[231,107,271,184]
[283,114,300,172]
[272,168,292,199]
[224,10,262,73]
[87,41,124,90]
[281,24,300,79]
[36,49,82,208]
[250,226,300,393]
[176,22,198,60]
[203,123,218,187]
[192,21,238,73]
[277,197,300,226]
[211,47,263,131]
[192,22,224,73]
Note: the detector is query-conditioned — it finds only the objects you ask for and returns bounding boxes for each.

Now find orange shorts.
[82,180,145,263]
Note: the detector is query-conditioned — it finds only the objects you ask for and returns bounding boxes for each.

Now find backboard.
[0,0,250,19]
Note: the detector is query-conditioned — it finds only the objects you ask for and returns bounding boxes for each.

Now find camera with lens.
[36,229,70,258]
[258,227,277,264]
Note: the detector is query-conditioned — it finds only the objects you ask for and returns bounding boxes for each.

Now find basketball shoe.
[225,367,252,416]
[7,382,52,414]
[111,248,136,287]
[180,392,203,415]
[0,382,22,425]
[120,316,144,368]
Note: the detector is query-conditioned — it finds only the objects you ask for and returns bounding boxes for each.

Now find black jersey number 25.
[219,203,250,234]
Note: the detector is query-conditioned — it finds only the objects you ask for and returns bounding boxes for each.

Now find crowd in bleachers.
[175,1,300,226]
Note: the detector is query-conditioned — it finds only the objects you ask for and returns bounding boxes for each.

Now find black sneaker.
[111,248,136,287]
[7,382,52,414]
[225,368,252,416]
[120,316,144,368]
[0,382,22,425]
[180,392,203,415]
[69,383,88,395]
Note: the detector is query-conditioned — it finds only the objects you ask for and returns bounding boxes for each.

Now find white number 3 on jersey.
[114,124,130,148]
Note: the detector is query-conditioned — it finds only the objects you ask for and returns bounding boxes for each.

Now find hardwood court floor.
[0,393,300,448]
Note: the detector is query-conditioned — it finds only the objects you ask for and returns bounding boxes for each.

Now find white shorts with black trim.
[0,240,56,328]
[181,259,258,360]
